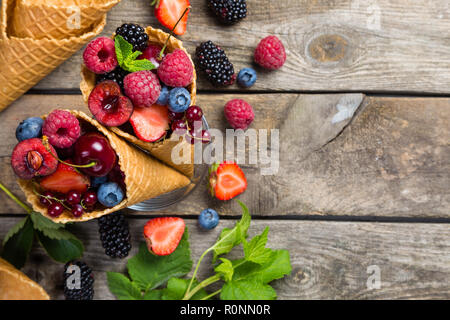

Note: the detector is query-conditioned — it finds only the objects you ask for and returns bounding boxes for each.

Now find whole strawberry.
[124,71,161,108]
[157,49,193,87]
[254,35,286,70]
[224,99,254,130]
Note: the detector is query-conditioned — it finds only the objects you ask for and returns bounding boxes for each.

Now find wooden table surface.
[0,0,449,300]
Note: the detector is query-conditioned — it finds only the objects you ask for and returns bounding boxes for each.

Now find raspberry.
[195,41,235,86]
[83,37,118,74]
[254,36,286,70]
[42,110,81,148]
[157,49,194,87]
[124,71,161,108]
[224,99,254,130]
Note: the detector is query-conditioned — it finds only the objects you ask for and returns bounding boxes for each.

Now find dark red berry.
[48,203,64,217]
[39,191,54,207]
[168,111,184,120]
[185,129,202,145]
[185,106,203,123]
[171,119,188,134]
[66,190,81,205]
[83,191,97,207]
[71,204,84,218]
[201,130,211,144]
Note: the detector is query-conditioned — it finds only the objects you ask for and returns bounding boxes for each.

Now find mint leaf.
[162,278,208,300]
[212,200,251,262]
[142,289,163,300]
[115,35,155,72]
[36,230,84,263]
[126,59,156,72]
[127,230,192,291]
[30,212,63,232]
[115,35,133,66]
[221,280,276,300]
[107,272,142,300]
[214,258,234,282]
[243,227,273,264]
[1,217,34,269]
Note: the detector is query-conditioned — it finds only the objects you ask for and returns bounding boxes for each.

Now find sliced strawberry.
[40,161,90,194]
[155,0,190,36]
[209,161,247,200]
[143,217,185,256]
[129,105,169,142]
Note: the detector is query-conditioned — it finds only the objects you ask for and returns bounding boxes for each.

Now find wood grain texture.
[0,94,448,218]
[0,217,448,300]
[27,0,450,93]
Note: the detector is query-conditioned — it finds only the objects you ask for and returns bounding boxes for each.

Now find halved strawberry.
[209,161,247,200]
[143,217,185,256]
[155,0,190,36]
[129,104,169,142]
[40,161,90,194]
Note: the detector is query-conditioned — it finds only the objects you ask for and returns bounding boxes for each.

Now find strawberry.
[143,217,185,256]
[155,0,190,36]
[208,161,247,200]
[129,105,170,142]
[40,161,90,194]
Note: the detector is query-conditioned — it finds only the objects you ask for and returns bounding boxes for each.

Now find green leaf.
[1,217,34,269]
[243,227,273,264]
[127,229,192,291]
[115,35,155,72]
[162,278,208,300]
[115,35,133,66]
[212,201,251,262]
[36,230,84,263]
[220,280,276,300]
[142,289,163,300]
[30,212,63,232]
[124,51,142,63]
[107,272,142,300]
[125,59,156,72]
[214,258,234,282]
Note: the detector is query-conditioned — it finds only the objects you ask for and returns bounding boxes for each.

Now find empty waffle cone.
[17,110,191,223]
[0,258,50,300]
[0,0,116,112]
[11,0,120,40]
[80,26,196,178]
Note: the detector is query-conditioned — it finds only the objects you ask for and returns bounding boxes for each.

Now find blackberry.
[195,41,235,86]
[115,23,149,52]
[96,66,129,90]
[98,211,131,259]
[208,0,247,24]
[63,261,94,300]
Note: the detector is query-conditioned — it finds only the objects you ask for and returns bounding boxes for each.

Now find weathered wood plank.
[29,0,450,93]
[0,217,448,300]
[0,94,448,218]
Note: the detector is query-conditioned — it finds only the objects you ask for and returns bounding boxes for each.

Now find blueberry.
[91,176,108,188]
[198,208,220,230]
[156,85,170,105]
[15,117,44,142]
[97,182,124,207]
[168,87,191,113]
[237,68,257,88]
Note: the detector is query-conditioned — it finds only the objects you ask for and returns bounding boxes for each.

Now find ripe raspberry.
[254,36,286,70]
[42,110,81,148]
[224,99,254,130]
[157,49,194,87]
[83,37,118,74]
[124,71,161,108]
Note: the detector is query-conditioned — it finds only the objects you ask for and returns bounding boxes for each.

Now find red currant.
[168,110,184,120]
[47,203,64,217]
[201,130,211,144]
[185,129,202,145]
[39,191,54,207]
[83,191,97,207]
[171,119,188,134]
[71,204,84,218]
[185,106,203,123]
[66,190,81,205]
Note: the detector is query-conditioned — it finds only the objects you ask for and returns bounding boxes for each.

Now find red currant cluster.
[39,189,97,218]
[170,105,211,144]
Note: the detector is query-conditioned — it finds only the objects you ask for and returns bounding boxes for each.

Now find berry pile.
[10,109,127,219]
[171,105,211,144]
[98,211,131,258]
[63,261,94,300]
[195,40,235,86]
[208,0,247,24]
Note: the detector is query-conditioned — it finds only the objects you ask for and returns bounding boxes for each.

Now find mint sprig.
[115,35,155,72]
[106,201,292,300]
[0,182,84,269]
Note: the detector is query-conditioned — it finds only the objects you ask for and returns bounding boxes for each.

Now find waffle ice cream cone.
[17,110,191,224]
[0,258,50,300]
[0,0,120,112]
[80,26,196,178]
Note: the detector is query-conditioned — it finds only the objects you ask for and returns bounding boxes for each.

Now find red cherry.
[171,119,187,134]
[185,129,202,145]
[185,106,203,123]
[66,190,81,205]
[83,191,97,207]
[47,203,64,217]
[39,191,54,207]
[73,133,117,177]
[71,204,84,218]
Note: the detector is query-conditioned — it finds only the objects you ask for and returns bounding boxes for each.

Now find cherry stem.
[158,6,191,60]
[0,181,33,214]
[42,136,97,169]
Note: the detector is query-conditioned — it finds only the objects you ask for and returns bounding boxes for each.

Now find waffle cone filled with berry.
[0,257,50,300]
[0,0,121,113]
[80,25,207,179]
[13,109,190,223]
